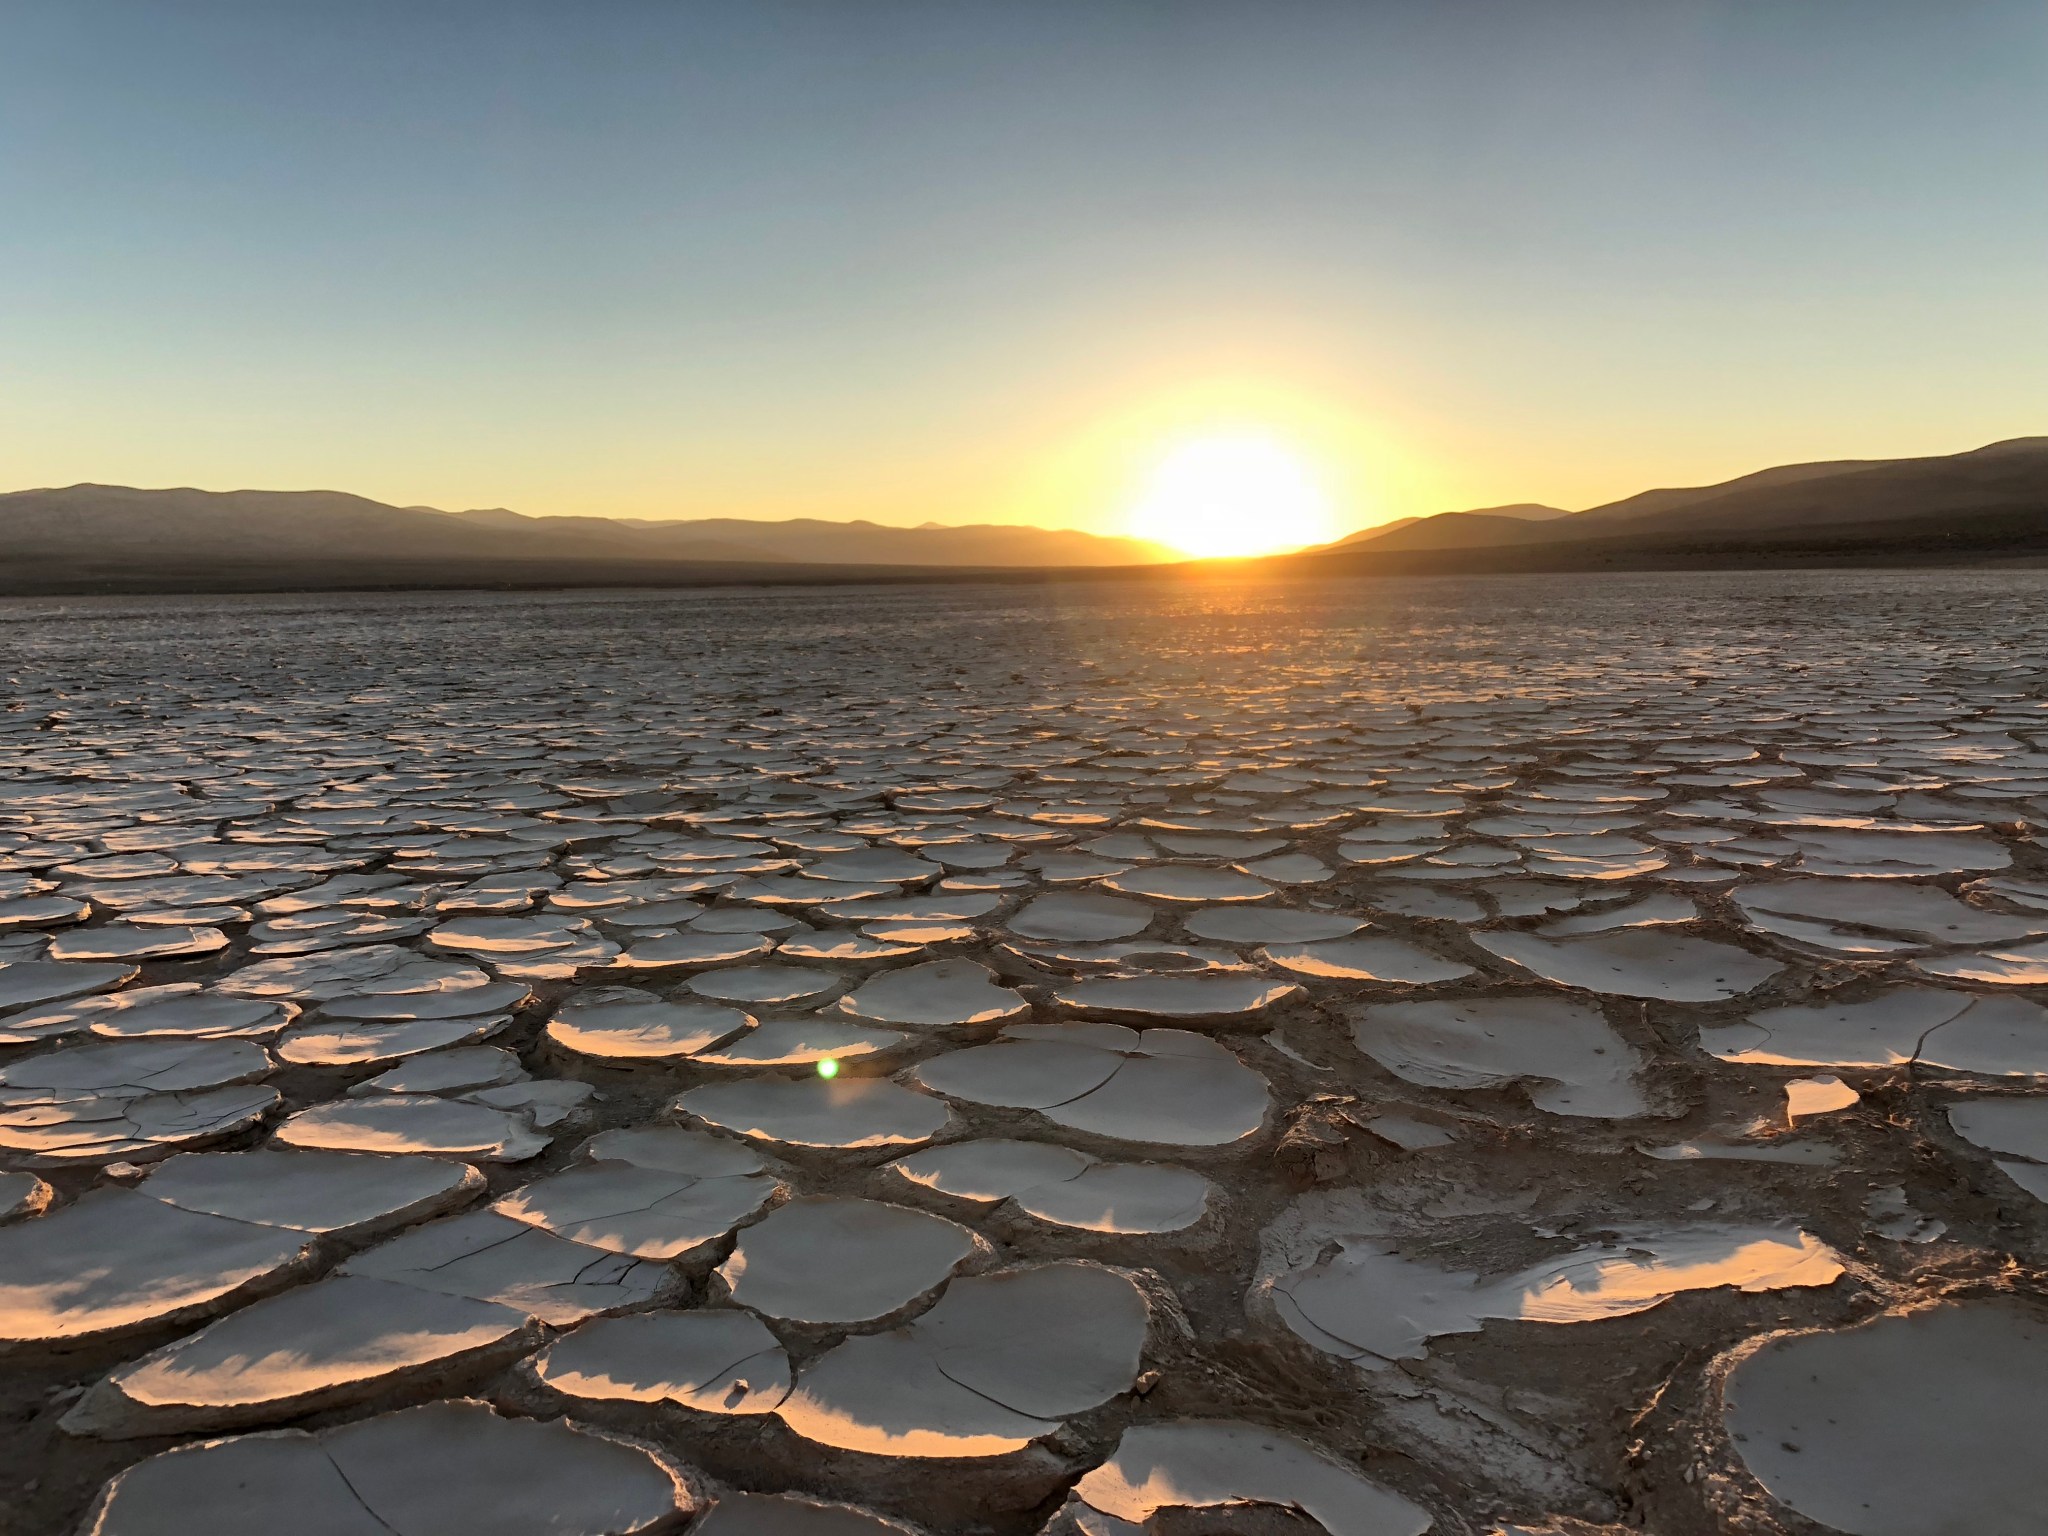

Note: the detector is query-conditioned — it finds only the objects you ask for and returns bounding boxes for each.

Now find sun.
[1126,431,1337,558]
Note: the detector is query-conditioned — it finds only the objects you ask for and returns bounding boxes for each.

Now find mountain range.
[3,436,2046,594]
[0,486,1173,593]
[1300,437,2048,566]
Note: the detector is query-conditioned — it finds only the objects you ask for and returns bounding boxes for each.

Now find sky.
[3,0,2045,540]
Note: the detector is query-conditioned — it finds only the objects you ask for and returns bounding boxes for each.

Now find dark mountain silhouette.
[0,484,1173,592]
[1331,515,1424,543]
[1328,438,2048,556]
[432,506,1174,566]
[1329,503,1571,552]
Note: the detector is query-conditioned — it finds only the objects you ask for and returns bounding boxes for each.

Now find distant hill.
[1323,439,2048,559]
[1568,437,2048,535]
[1331,515,1423,544]
[1565,460,1884,526]
[0,484,1175,592]
[434,506,1174,567]
[1327,503,1571,552]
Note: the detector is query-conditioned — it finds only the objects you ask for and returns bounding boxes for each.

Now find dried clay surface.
[7,570,2048,1536]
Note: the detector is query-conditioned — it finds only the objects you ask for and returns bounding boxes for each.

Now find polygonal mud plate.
[1,986,295,1046]
[806,848,945,885]
[1271,1218,1842,1364]
[1261,937,1475,985]
[47,923,228,962]
[466,1077,597,1128]
[891,1137,1092,1200]
[676,1074,952,1149]
[779,1261,1146,1456]
[1053,974,1302,1022]
[1060,1420,1431,1536]
[915,1023,1269,1148]
[0,893,88,930]
[1477,928,1782,1002]
[1946,1098,2048,1202]
[1014,1162,1212,1233]
[275,1013,508,1067]
[836,959,1029,1028]
[65,1273,541,1437]
[322,978,531,1021]
[1734,877,2046,950]
[0,1036,272,1104]
[351,1045,527,1096]
[275,1095,551,1162]
[578,1123,770,1176]
[779,930,922,963]
[1539,891,1698,935]
[0,1083,280,1167]
[717,1197,980,1325]
[78,1398,694,1536]
[1722,1300,2048,1536]
[494,1158,778,1260]
[1008,892,1156,943]
[546,987,752,1062]
[216,944,419,1001]
[534,1308,791,1413]
[428,914,606,959]
[1916,940,2048,985]
[688,963,844,1007]
[891,1139,1213,1233]
[614,930,776,969]
[1349,996,1648,1118]
[0,1188,316,1349]
[1787,828,2009,878]
[1184,907,1365,944]
[692,1016,907,1068]
[1100,867,1273,904]
[340,1209,671,1324]
[139,1146,483,1238]
[1700,988,2048,1074]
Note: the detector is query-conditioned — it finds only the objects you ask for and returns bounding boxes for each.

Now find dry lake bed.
[4,569,2048,1536]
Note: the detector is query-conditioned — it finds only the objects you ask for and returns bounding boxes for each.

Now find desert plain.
[4,569,2048,1536]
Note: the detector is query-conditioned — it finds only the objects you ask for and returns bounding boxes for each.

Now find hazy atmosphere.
[6,0,2045,537]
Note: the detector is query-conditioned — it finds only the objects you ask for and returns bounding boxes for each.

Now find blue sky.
[3,0,2043,534]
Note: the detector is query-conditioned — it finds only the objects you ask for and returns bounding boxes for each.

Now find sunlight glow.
[1126,431,1338,558]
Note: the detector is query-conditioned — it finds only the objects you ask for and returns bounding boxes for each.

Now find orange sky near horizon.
[13,357,2037,547]
[4,3,2044,545]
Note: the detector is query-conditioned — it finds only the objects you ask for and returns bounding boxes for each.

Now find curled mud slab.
[914,1023,1271,1147]
[1056,1420,1431,1535]
[78,1399,693,1536]
[778,1261,1147,1457]
[534,1309,792,1414]
[716,1196,979,1325]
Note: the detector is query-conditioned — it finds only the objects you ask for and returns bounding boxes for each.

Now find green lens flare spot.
[816,1058,840,1079]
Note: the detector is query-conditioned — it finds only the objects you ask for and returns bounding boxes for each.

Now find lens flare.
[816,1057,840,1079]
